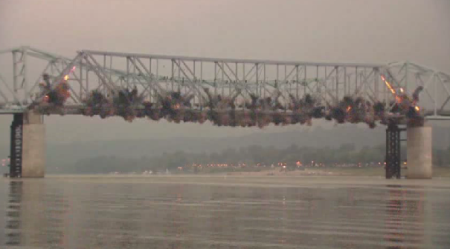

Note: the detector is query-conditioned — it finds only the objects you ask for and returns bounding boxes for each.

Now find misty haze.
[0,0,450,248]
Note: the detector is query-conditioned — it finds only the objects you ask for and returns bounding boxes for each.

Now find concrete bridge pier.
[9,111,45,178]
[406,125,432,179]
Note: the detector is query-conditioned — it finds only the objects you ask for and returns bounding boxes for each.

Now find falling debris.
[33,73,425,128]
[37,73,72,108]
[380,74,424,126]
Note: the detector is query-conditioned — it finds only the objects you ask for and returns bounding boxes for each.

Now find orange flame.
[346,106,352,112]
[415,106,420,112]
[63,66,76,81]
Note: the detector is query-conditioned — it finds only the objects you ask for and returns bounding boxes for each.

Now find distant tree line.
[55,143,450,174]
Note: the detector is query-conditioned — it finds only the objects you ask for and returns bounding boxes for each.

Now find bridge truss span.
[75,50,389,109]
[0,46,450,125]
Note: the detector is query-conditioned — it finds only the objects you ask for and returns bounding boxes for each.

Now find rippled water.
[1,176,450,249]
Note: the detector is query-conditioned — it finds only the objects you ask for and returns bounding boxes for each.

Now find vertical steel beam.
[304,66,307,97]
[22,49,28,102]
[335,66,339,99]
[255,63,259,96]
[12,51,18,92]
[79,61,83,99]
[344,67,347,96]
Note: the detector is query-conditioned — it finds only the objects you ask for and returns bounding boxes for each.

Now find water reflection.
[384,185,430,249]
[385,185,406,249]
[6,180,22,246]
[4,180,68,247]
[1,177,450,249]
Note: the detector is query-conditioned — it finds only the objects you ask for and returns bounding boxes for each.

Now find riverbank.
[225,166,450,177]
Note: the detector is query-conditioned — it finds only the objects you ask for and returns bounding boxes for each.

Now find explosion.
[36,70,75,114]
[32,73,425,128]
[380,74,424,125]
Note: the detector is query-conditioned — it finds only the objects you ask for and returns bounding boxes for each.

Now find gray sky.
[0,0,449,143]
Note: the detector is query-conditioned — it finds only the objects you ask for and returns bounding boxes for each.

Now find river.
[1,175,450,248]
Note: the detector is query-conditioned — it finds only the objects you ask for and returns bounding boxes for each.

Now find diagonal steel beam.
[129,57,166,100]
[84,53,118,92]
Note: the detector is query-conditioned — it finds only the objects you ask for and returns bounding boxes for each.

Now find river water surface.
[1,175,450,249]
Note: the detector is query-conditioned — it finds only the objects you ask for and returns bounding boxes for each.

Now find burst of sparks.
[381,75,396,94]
[63,66,76,81]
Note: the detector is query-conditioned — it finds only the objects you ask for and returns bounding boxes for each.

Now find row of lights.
[1,158,10,167]
[181,161,401,169]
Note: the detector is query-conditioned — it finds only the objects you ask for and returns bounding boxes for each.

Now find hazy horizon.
[1,0,449,145]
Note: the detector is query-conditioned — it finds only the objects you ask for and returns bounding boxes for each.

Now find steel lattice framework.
[1,46,450,121]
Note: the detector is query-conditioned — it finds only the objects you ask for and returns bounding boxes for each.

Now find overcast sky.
[0,0,449,144]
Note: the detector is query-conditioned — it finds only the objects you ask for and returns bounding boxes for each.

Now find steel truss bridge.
[1,46,448,179]
[0,46,450,122]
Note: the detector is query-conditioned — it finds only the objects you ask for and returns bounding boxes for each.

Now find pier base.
[406,126,432,179]
[9,112,45,178]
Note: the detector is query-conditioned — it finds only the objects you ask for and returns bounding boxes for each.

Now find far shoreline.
[42,166,450,178]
